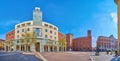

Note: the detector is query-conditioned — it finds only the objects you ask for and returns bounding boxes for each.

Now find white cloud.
[110,12,117,23]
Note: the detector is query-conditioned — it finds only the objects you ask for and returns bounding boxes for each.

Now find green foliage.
[20,30,37,52]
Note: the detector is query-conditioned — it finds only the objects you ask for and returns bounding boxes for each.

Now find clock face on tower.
[34,13,42,20]
[33,10,42,26]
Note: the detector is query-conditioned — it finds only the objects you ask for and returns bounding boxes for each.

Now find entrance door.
[35,42,40,52]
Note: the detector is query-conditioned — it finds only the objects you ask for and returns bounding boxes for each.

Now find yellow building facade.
[0,39,5,50]
[115,0,120,53]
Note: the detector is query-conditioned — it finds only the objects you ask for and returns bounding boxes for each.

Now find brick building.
[58,32,66,51]
[0,39,5,50]
[96,35,118,51]
[72,30,92,51]
[6,30,15,41]
[66,33,73,51]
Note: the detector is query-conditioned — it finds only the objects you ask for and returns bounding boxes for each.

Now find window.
[27,28,30,31]
[54,27,57,30]
[45,29,48,32]
[17,35,19,38]
[50,25,53,29]
[54,37,56,40]
[54,32,56,35]
[17,30,19,33]
[17,41,19,43]
[27,22,31,26]
[22,29,24,32]
[36,28,40,37]
[21,23,25,27]
[50,30,52,34]
[45,35,48,38]
[35,28,42,37]
[17,25,20,28]
[44,24,48,27]
[12,32,14,35]
[50,36,52,38]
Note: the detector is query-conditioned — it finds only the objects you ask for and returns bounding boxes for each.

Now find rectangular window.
[50,30,52,34]
[22,29,24,32]
[36,28,40,37]
[35,28,42,37]
[17,41,19,43]
[54,32,56,35]
[45,35,48,38]
[17,30,19,33]
[50,36,52,39]
[27,28,30,31]
[17,35,19,38]
[45,29,48,32]
[54,37,56,40]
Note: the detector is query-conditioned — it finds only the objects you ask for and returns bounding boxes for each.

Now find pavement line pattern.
[90,56,94,61]
[35,52,48,61]
[0,53,18,56]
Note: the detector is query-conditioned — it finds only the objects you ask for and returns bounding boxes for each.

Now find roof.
[0,39,5,41]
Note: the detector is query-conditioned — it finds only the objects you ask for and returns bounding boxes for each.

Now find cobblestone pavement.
[90,52,120,61]
[0,51,42,61]
[41,52,92,61]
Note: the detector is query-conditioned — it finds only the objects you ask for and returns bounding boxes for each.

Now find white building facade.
[6,7,66,52]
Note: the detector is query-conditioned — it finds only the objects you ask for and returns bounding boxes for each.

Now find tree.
[21,31,37,52]
[58,37,66,51]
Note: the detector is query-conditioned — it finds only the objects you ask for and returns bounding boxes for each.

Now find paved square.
[41,52,91,61]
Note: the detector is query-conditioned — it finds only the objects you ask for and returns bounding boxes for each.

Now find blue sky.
[0,0,117,47]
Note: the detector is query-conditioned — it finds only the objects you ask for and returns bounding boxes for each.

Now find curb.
[90,56,94,61]
[35,52,48,61]
[88,53,94,61]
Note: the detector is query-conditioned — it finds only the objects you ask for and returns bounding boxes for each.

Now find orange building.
[58,32,66,51]
[0,39,5,50]
[66,33,73,51]
[72,30,92,51]
[6,30,15,41]
[96,35,118,51]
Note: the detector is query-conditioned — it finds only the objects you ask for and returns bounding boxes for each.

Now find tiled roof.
[0,39,5,41]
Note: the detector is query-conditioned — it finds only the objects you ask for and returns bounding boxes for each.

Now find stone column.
[48,46,50,52]
[57,46,59,52]
[14,45,16,51]
[19,44,21,51]
[31,44,35,52]
[40,42,44,52]
[52,46,54,52]
[24,45,26,52]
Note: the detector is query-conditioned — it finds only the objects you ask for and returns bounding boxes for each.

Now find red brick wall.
[58,32,66,42]
[96,36,118,51]
[66,34,73,51]
[6,30,15,41]
[73,30,92,51]
[97,36,111,48]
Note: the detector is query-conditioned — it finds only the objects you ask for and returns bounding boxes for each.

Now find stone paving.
[0,51,43,61]
[40,52,92,61]
[90,52,120,61]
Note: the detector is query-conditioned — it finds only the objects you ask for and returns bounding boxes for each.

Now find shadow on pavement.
[110,56,120,61]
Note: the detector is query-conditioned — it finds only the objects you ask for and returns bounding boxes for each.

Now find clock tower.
[33,7,42,26]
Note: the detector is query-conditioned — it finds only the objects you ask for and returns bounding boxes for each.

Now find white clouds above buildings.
[110,12,117,24]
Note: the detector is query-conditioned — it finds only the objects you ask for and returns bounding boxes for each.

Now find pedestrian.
[106,50,109,55]
[115,50,118,56]
[110,51,112,55]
